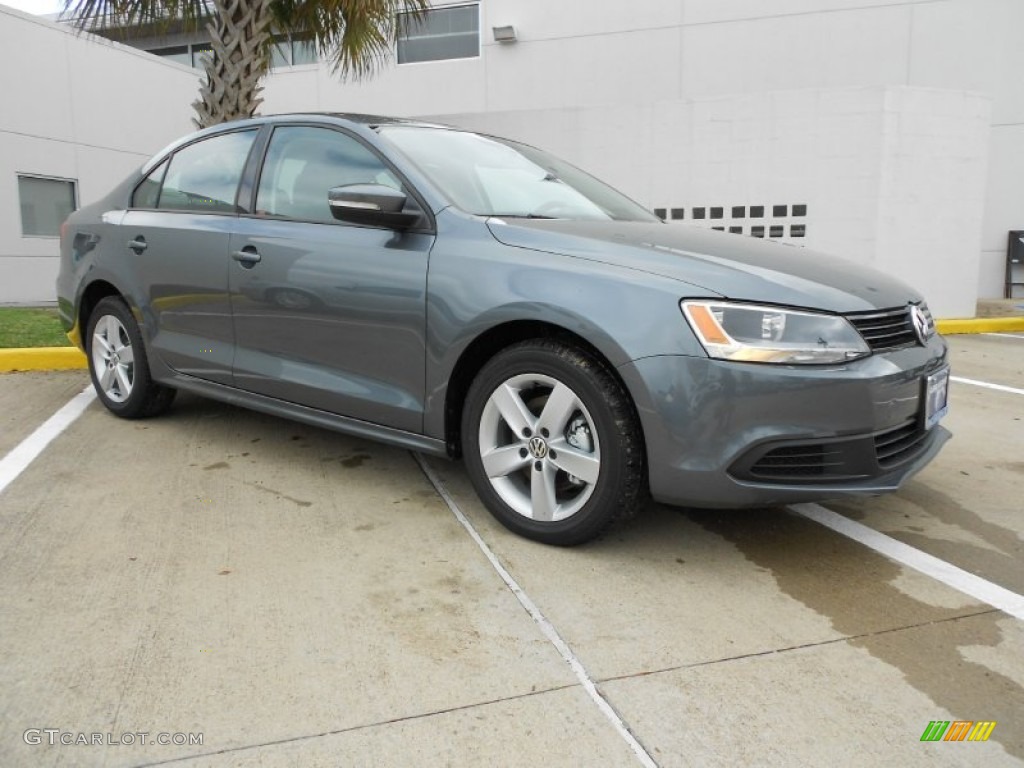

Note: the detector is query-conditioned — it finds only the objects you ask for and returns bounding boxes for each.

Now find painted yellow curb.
[936,316,1024,335]
[0,347,87,372]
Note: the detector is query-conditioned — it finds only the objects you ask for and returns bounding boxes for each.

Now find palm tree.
[62,0,427,128]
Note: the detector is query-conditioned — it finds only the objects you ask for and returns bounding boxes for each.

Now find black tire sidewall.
[462,343,634,545]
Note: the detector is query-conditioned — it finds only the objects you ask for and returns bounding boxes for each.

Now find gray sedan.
[56,114,950,545]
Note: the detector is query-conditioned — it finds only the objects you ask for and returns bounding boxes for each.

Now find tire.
[86,296,176,419]
[461,339,645,546]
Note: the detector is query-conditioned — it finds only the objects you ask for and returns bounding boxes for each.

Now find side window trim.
[130,157,169,210]
[237,124,273,216]
[128,127,261,215]
[247,122,435,233]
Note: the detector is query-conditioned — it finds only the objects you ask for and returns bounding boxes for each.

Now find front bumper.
[618,337,950,508]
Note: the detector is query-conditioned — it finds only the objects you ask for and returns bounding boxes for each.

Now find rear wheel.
[461,340,645,546]
[87,296,175,419]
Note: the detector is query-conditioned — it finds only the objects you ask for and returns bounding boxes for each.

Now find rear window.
[133,130,257,213]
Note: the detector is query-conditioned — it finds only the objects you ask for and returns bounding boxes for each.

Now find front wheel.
[87,296,176,419]
[461,340,645,546]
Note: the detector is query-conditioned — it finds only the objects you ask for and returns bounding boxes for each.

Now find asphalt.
[0,333,1022,767]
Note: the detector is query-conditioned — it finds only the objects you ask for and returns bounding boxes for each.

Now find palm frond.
[61,0,214,35]
[270,0,427,80]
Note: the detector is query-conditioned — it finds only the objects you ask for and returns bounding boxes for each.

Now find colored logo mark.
[920,721,996,742]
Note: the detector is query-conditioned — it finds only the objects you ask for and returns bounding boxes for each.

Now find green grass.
[0,307,72,348]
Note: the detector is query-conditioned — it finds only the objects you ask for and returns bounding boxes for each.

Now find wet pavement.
[0,333,1021,767]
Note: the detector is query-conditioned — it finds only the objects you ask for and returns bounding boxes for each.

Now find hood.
[485,219,920,313]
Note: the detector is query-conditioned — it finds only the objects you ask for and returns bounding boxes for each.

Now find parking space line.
[984,333,1024,340]
[792,503,1024,621]
[413,454,659,768]
[0,386,94,497]
[950,375,1024,397]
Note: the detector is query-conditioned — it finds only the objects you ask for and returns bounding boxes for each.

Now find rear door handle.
[231,247,261,268]
[128,236,147,254]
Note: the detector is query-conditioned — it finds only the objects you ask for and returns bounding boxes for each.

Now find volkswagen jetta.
[57,114,950,545]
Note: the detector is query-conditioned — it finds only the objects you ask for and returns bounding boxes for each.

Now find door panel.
[228,218,432,431]
[124,128,259,383]
[227,125,433,432]
[123,210,235,383]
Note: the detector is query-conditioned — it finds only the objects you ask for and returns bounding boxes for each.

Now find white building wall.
[0,4,197,304]
[3,0,1018,308]
[259,0,1023,309]
[421,86,990,319]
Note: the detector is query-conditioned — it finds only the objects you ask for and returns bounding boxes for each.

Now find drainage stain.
[203,461,229,471]
[690,508,1024,760]
[835,484,1024,595]
[341,453,371,468]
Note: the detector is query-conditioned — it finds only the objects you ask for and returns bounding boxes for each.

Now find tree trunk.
[192,0,274,128]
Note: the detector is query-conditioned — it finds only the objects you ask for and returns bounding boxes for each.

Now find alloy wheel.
[91,314,135,403]
[477,373,601,522]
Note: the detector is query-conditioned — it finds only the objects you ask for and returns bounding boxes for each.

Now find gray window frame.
[17,173,78,238]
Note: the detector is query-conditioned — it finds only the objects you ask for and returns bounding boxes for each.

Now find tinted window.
[255,126,402,223]
[132,158,168,209]
[157,130,257,213]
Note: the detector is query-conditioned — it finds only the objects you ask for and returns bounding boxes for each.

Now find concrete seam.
[413,453,659,768]
[596,608,999,685]
[124,684,579,768]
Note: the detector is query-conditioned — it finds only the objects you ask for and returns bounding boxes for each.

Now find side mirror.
[327,184,421,230]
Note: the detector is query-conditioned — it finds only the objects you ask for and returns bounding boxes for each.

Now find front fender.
[422,211,719,439]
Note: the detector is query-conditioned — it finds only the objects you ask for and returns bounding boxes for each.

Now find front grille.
[749,444,847,480]
[735,417,938,484]
[846,306,921,352]
[874,419,929,469]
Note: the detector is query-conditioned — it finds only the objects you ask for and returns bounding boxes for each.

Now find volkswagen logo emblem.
[527,436,549,459]
[909,304,929,345]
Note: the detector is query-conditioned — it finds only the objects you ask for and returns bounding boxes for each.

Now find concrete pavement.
[1,334,1022,766]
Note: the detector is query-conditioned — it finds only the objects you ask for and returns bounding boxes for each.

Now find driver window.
[256,126,403,223]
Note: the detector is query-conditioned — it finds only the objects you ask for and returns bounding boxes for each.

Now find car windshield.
[377,126,660,222]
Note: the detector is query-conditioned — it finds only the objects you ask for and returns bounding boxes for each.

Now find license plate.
[924,367,949,429]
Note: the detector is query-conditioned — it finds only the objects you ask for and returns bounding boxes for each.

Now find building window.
[397,3,479,64]
[191,43,212,68]
[151,44,191,66]
[18,175,77,237]
[271,36,318,69]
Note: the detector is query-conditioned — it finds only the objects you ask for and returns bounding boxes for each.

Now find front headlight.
[681,300,870,364]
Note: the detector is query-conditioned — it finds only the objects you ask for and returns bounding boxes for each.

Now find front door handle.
[128,236,147,254]
[232,247,261,268]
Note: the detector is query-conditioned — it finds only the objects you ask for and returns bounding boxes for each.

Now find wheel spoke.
[536,382,578,436]
[549,443,600,485]
[530,463,558,521]
[98,366,114,392]
[490,383,535,436]
[116,343,134,365]
[481,444,531,479]
[101,315,121,344]
[114,364,132,396]
[92,331,113,358]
